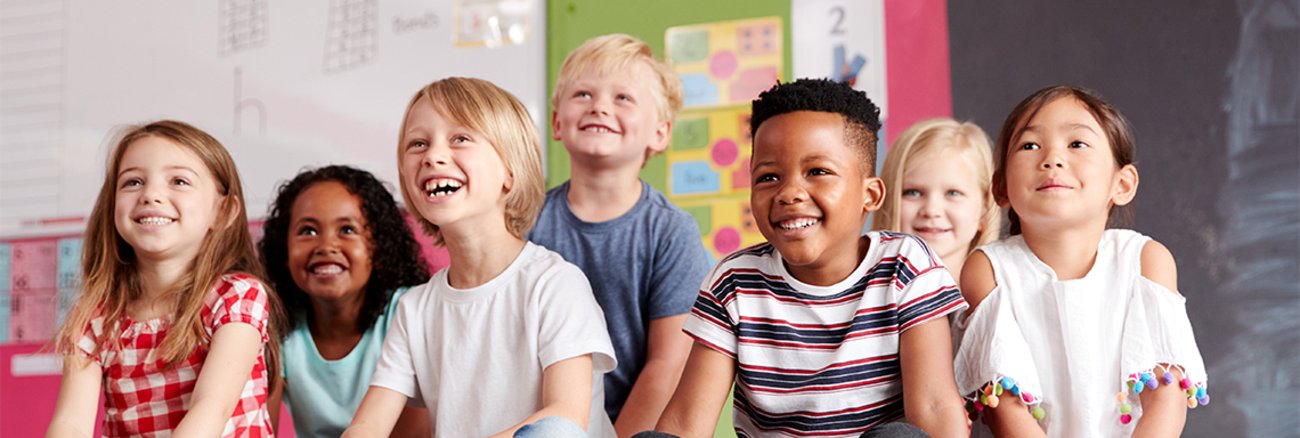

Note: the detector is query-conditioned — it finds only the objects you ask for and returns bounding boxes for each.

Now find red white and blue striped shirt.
[684,231,967,437]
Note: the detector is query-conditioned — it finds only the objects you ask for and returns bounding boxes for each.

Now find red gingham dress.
[77,273,273,437]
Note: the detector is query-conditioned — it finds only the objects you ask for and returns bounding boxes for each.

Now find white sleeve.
[534,263,617,373]
[369,289,420,399]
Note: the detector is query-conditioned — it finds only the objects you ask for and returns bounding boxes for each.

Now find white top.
[370,242,618,438]
[954,229,1208,437]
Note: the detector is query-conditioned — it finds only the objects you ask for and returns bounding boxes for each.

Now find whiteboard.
[0,0,546,236]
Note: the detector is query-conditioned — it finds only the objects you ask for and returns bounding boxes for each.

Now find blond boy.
[529,34,712,436]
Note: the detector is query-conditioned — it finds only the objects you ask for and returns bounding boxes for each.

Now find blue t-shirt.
[281,287,409,438]
[528,181,712,420]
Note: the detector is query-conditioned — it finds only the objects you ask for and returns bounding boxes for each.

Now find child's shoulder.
[869,230,944,269]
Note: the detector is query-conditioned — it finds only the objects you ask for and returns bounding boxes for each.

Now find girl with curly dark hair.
[258,165,429,437]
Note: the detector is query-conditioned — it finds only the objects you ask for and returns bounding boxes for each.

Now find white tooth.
[314,264,343,274]
[139,217,173,225]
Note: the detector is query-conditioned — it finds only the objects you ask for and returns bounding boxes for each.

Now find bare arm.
[614,314,693,437]
[961,252,1045,438]
[654,343,735,438]
[491,354,595,437]
[899,317,968,437]
[1131,240,1186,438]
[173,322,264,437]
[342,386,410,438]
[46,354,103,437]
[390,406,432,438]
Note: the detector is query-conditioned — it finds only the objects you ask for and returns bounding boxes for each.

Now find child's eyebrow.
[116,165,198,178]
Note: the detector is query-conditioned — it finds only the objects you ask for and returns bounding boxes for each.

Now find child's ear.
[215,195,241,231]
[503,169,515,193]
[1111,164,1139,206]
[863,175,886,213]
[648,119,672,155]
[550,110,562,141]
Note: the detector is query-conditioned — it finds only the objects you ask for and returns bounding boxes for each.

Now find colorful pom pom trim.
[965,375,1044,423]
[1117,364,1208,424]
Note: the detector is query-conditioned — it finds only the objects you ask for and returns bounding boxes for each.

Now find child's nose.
[776,182,806,205]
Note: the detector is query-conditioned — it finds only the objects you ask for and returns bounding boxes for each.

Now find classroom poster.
[663,17,783,258]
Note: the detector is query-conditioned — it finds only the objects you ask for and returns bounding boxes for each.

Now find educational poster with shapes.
[8,239,59,342]
[664,17,785,259]
[0,243,10,343]
[666,17,783,109]
[56,238,82,327]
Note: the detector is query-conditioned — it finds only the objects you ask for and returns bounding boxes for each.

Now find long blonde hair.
[55,120,284,380]
[873,117,1001,250]
[398,77,545,245]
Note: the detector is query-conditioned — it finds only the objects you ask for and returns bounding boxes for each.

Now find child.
[873,117,1000,274]
[343,77,617,438]
[953,85,1209,437]
[653,79,969,437]
[258,165,430,437]
[532,33,712,435]
[47,120,284,436]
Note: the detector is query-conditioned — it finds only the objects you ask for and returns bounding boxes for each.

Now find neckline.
[1017,231,1111,283]
[556,180,649,230]
[436,242,534,303]
[772,233,879,295]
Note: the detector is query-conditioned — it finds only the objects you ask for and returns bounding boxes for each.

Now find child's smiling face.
[113,136,225,264]
[400,96,513,235]
[1003,97,1136,232]
[898,147,985,266]
[286,180,373,305]
[750,111,884,286]
[551,62,670,168]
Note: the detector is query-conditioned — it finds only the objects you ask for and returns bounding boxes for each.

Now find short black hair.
[258,165,430,335]
[750,78,883,169]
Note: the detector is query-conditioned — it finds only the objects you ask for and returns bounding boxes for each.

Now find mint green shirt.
[281,287,408,438]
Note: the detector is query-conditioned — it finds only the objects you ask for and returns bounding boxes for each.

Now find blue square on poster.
[671,161,720,195]
[1,243,10,343]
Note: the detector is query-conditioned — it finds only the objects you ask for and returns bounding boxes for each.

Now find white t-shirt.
[370,242,618,437]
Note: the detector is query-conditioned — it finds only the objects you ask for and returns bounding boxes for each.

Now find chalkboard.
[948,0,1300,436]
[0,0,547,235]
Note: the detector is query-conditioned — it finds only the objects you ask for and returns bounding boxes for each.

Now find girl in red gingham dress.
[48,120,285,437]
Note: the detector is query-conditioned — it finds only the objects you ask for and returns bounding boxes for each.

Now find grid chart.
[323,0,377,73]
[218,0,269,56]
[0,0,66,229]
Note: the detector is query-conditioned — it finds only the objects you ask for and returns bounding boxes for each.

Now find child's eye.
[451,135,471,144]
[171,177,191,186]
[754,173,778,184]
[1069,140,1090,149]
[946,189,964,197]
[616,94,633,102]
[574,91,591,99]
[120,178,142,188]
[341,225,358,235]
[901,188,921,198]
[1019,142,1040,151]
[295,226,317,236]
[808,168,831,176]
[407,140,428,150]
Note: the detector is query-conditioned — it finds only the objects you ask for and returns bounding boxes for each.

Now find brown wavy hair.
[55,120,284,385]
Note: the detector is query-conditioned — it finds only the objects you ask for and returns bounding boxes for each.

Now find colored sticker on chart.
[9,239,59,342]
[674,197,766,259]
[56,238,82,326]
[666,17,784,109]
[0,243,10,343]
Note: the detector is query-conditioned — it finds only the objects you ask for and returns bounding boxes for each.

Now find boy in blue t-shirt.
[529,33,712,436]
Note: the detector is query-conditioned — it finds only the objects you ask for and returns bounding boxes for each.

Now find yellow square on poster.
[666,17,783,109]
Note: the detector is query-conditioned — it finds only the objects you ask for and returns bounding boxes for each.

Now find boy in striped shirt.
[653,79,970,437]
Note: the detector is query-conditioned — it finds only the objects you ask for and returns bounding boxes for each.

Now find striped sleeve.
[893,236,968,332]
[682,261,740,358]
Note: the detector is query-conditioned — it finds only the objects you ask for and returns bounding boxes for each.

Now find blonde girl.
[48,120,284,437]
[873,117,1000,273]
[954,86,1208,437]
[344,78,616,438]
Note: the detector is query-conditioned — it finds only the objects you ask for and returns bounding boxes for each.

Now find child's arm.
[390,405,432,438]
[614,314,693,437]
[654,342,735,438]
[961,252,1046,438]
[173,322,264,436]
[899,317,968,437]
[344,386,411,437]
[491,354,595,437]
[1132,240,1187,438]
[46,354,103,437]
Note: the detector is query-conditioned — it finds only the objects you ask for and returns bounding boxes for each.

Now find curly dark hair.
[258,165,429,334]
[750,78,883,170]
